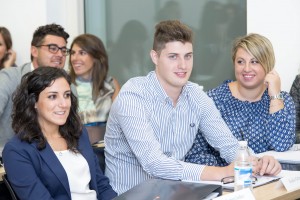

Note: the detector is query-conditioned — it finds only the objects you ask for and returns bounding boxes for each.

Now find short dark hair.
[12,67,82,151]
[31,24,69,60]
[153,20,193,54]
[0,27,12,69]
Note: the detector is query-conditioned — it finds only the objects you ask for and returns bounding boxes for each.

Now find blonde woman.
[186,33,295,165]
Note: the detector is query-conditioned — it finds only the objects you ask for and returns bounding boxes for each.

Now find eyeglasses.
[35,44,70,56]
[221,176,257,184]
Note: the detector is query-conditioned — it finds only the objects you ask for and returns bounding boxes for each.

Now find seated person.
[290,74,300,143]
[0,24,70,151]
[104,20,281,195]
[0,26,16,70]
[186,33,295,166]
[2,67,116,200]
[69,34,120,144]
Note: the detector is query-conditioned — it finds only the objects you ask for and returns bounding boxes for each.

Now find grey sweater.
[0,63,31,151]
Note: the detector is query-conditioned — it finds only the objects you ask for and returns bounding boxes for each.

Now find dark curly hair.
[11,66,82,151]
[30,24,69,61]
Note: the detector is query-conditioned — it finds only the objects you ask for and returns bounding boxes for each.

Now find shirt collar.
[30,62,35,71]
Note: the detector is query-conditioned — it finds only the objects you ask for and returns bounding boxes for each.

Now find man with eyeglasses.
[0,24,70,153]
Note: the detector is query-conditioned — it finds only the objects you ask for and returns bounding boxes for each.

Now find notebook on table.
[257,144,300,164]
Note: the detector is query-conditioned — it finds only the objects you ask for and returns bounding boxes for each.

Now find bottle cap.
[238,140,247,147]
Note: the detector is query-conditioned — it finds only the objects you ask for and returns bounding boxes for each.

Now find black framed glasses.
[35,44,70,56]
[221,176,257,184]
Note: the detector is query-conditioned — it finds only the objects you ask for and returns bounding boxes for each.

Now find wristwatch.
[270,92,284,100]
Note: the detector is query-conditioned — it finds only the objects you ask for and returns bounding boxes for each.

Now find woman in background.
[186,33,295,166]
[3,67,116,200]
[0,27,16,69]
[69,34,120,144]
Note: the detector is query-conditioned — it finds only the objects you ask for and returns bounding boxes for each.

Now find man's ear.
[31,46,38,59]
[150,50,158,65]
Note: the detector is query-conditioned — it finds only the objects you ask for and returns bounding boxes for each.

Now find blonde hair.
[231,33,275,73]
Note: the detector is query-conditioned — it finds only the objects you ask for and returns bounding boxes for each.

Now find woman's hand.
[264,69,281,96]
[3,49,16,68]
[253,155,282,176]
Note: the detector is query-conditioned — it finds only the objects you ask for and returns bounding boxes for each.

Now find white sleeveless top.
[55,150,97,200]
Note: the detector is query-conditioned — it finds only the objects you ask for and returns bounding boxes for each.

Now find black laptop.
[113,178,222,200]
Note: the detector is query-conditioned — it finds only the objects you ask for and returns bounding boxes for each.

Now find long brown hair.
[69,34,109,101]
[0,27,12,69]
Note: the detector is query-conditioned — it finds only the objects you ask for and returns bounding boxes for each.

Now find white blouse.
[55,150,97,200]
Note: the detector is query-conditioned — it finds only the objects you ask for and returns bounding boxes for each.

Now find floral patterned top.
[186,80,296,166]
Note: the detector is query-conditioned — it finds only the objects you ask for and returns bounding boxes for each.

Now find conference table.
[223,180,300,200]
[1,143,300,199]
[0,165,299,199]
[252,180,300,200]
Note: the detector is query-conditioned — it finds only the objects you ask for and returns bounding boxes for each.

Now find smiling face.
[234,48,266,89]
[70,43,94,80]
[151,41,193,94]
[35,77,71,131]
[31,35,67,69]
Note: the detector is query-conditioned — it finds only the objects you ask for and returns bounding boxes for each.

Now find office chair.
[2,174,18,200]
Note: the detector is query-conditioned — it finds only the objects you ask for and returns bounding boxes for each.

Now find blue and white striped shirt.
[104,71,239,194]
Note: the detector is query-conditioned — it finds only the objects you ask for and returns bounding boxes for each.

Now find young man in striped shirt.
[104,20,281,195]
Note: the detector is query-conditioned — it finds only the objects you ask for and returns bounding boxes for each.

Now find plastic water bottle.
[234,141,253,192]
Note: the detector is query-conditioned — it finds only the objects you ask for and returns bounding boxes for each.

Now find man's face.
[31,35,67,69]
[151,41,193,93]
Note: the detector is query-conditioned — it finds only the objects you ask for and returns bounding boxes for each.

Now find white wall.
[247,0,300,91]
[0,0,84,67]
[1,0,299,91]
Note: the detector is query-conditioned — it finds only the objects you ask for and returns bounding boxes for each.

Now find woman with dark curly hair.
[2,66,116,200]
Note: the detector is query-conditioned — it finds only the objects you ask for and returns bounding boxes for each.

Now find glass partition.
[84,0,246,91]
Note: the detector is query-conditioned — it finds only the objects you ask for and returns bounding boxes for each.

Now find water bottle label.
[234,167,252,187]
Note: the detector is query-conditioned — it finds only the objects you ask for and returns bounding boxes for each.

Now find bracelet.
[270,92,284,100]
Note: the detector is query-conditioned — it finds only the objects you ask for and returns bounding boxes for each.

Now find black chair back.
[2,174,18,200]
